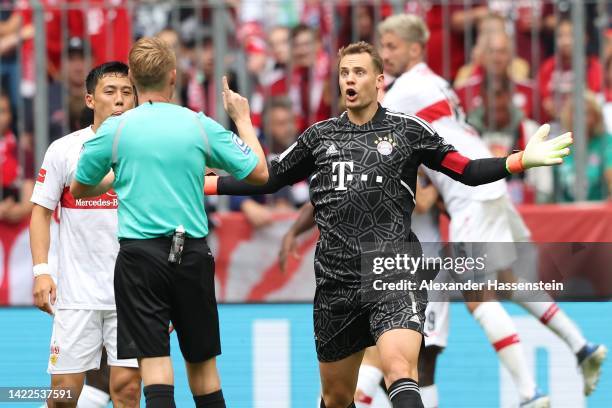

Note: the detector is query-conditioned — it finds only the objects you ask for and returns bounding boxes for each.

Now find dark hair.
[338,41,384,74]
[264,96,293,115]
[291,23,316,41]
[85,61,130,94]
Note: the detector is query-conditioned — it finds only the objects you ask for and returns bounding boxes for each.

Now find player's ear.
[169,69,177,87]
[85,93,94,110]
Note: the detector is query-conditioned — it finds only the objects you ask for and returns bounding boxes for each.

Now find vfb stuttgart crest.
[49,342,60,365]
[375,135,396,156]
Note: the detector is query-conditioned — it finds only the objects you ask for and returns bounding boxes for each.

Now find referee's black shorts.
[114,237,220,362]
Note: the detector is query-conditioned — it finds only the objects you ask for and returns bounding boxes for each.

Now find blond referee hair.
[378,14,430,47]
[128,37,177,91]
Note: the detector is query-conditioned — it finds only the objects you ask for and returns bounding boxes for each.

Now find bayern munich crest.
[375,135,396,156]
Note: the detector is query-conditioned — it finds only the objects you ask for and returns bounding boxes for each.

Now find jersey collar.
[339,103,387,127]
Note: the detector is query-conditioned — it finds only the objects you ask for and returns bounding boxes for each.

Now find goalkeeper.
[205,42,571,408]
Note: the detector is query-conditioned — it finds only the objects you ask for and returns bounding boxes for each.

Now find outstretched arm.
[425,124,572,186]
[205,158,312,196]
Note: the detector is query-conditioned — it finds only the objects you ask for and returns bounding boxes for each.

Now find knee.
[111,374,141,406]
[321,387,354,408]
[383,358,418,385]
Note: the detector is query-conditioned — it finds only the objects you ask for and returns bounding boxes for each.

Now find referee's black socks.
[194,389,226,407]
[388,378,423,407]
[144,384,176,408]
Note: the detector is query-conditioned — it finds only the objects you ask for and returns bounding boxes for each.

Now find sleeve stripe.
[415,99,453,123]
[386,111,435,135]
[277,141,298,162]
[441,151,470,175]
[399,179,416,205]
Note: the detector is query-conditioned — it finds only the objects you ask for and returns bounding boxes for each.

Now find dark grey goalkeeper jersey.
[217,104,509,287]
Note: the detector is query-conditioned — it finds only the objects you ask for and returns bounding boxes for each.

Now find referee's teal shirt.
[75,103,258,239]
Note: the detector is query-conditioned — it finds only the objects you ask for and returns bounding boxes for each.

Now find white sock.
[371,386,391,407]
[421,384,439,408]
[513,299,587,353]
[355,364,384,407]
[77,384,110,408]
[473,302,536,402]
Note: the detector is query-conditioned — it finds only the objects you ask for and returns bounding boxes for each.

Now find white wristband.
[33,263,50,277]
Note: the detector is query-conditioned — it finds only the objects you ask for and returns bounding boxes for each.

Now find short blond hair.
[378,14,430,47]
[128,37,176,91]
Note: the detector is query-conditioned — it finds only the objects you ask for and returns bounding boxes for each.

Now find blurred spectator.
[287,24,331,133]
[0,90,33,223]
[337,3,376,47]
[454,13,529,88]
[238,0,299,31]
[456,30,535,119]
[43,37,87,141]
[486,0,556,63]
[133,0,173,38]
[268,26,291,68]
[250,26,291,130]
[467,76,550,203]
[156,27,189,105]
[82,0,131,65]
[556,92,612,202]
[0,6,32,117]
[17,0,82,96]
[231,97,308,228]
[423,2,489,80]
[538,17,602,123]
[186,36,238,120]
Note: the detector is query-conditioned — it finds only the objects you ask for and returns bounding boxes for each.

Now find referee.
[70,37,268,408]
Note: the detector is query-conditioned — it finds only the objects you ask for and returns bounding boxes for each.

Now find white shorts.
[48,309,138,374]
[449,195,531,273]
[424,300,449,348]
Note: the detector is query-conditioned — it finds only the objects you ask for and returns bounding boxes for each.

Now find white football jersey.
[382,62,507,215]
[31,127,119,310]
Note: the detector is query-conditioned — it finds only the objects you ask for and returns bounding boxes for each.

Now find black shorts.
[314,284,426,362]
[114,237,220,362]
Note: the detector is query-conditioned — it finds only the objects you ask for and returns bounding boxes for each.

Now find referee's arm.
[221,76,268,184]
[71,117,117,198]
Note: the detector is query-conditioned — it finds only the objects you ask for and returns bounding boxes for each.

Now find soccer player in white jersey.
[375,13,604,407]
[29,62,141,408]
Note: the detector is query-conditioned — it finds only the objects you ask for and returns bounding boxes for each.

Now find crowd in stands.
[1,0,612,227]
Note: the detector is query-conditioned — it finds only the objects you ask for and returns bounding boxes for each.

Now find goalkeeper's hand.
[506,124,573,173]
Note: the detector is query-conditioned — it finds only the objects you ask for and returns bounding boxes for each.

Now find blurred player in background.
[29,61,141,407]
[205,40,571,407]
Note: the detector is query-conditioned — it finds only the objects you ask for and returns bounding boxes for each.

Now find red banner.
[2,203,612,305]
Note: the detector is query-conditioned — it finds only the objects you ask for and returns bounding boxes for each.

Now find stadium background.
[0,0,611,406]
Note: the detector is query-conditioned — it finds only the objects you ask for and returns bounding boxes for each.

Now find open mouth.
[346,88,357,102]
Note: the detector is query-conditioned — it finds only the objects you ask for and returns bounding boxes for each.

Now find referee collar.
[339,103,387,127]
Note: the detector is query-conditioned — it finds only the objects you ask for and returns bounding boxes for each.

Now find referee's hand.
[33,275,56,316]
[222,76,250,123]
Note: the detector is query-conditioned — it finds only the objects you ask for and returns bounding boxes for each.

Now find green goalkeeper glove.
[506,124,573,173]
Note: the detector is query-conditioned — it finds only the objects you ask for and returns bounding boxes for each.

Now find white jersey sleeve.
[31,141,68,211]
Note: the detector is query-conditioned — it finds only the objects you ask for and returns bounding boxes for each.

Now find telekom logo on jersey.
[331,161,385,191]
[331,161,354,191]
